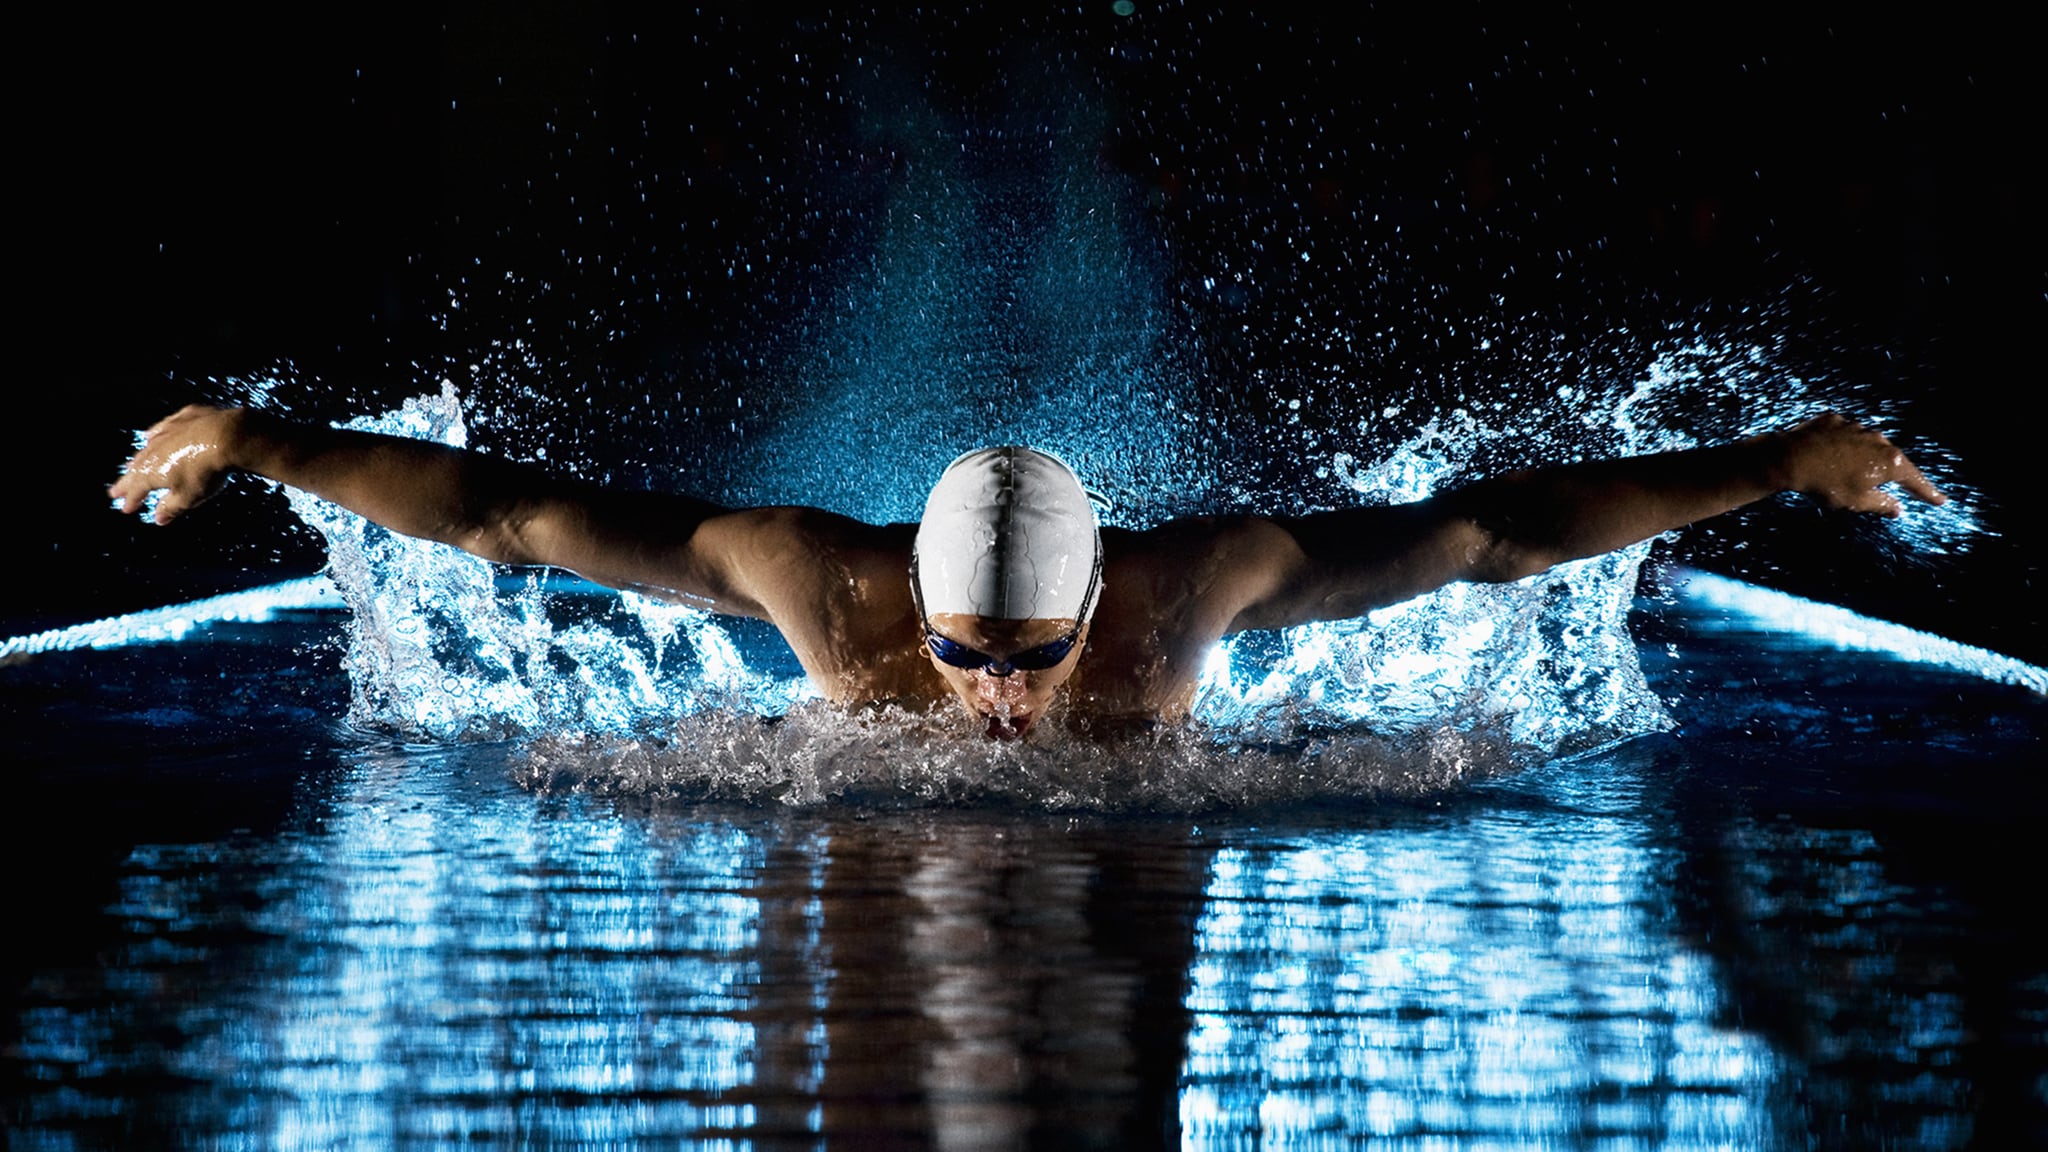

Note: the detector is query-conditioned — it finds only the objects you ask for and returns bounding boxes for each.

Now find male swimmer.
[112,407,1943,739]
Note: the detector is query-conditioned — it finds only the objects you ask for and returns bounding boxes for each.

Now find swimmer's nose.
[975,672,1027,702]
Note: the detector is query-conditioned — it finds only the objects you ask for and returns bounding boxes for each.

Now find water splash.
[230,79,1981,801]
[513,701,1515,813]
[705,54,1204,529]
[280,383,813,740]
[267,334,1987,799]
[1196,547,1665,758]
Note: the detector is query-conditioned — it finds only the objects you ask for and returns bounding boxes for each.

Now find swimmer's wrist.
[220,408,300,477]
[1750,429,1799,495]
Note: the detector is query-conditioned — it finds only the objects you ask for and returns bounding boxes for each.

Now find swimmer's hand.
[1766,414,1946,518]
[110,405,250,525]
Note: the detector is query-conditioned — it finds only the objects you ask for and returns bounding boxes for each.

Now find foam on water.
[511,701,1521,812]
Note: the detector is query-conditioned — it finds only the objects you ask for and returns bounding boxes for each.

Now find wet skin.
[922,613,1088,740]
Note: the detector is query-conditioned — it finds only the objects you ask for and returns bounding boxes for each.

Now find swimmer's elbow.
[456,523,538,566]
[426,522,527,568]
[473,497,762,614]
[1454,521,1561,586]
[449,499,574,568]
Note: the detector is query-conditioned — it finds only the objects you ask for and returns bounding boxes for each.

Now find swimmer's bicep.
[503,493,819,618]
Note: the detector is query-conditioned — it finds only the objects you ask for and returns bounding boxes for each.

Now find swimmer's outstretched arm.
[1226,414,1944,631]
[109,405,866,618]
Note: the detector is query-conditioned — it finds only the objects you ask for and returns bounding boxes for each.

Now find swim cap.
[913,447,1102,621]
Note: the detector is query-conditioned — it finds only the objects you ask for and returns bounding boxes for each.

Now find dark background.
[17,2,2041,663]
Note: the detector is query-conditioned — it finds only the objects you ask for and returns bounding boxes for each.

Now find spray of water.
[236,70,1979,808]
[255,335,1971,813]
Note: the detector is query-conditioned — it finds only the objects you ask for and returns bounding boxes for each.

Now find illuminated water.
[21,14,2036,1141]
[22,298,2039,1148]
[6,585,2043,1148]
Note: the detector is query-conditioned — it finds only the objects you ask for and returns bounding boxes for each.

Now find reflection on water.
[1181,783,1779,1147]
[6,598,2045,1148]
[32,7,2038,1143]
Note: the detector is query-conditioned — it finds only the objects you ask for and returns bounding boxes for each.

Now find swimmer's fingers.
[109,456,208,526]
[107,471,152,517]
[1847,434,1947,519]
[109,440,170,518]
[1889,452,1947,508]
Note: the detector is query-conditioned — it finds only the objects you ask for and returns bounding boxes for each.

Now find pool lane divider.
[3,570,2042,695]
[0,576,344,663]
[1674,569,2045,694]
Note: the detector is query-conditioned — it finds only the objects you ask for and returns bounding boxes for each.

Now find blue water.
[22,258,2038,1146]
[19,14,2036,1143]
[5,582,2043,1148]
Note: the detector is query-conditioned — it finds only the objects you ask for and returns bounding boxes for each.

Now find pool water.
[4,582,2044,1149]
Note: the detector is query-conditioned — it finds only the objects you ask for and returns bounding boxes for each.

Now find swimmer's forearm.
[1218,437,1784,631]
[1449,416,1941,580]
[1444,435,1786,580]
[1273,437,1785,602]
[227,410,563,560]
[229,412,797,616]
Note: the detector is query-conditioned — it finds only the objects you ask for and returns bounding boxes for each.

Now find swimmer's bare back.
[114,406,1942,729]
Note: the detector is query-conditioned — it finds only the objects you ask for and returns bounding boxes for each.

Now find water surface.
[6,585,2042,1149]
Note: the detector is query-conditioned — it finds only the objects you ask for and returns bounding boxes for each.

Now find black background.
[17,2,2042,663]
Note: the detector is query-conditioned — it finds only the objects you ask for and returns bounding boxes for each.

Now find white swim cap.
[913,446,1102,621]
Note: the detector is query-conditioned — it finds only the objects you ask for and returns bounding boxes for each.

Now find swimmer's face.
[922,613,1088,741]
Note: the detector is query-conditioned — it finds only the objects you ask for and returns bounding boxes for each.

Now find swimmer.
[110,408,1944,739]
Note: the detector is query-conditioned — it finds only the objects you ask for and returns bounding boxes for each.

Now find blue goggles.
[923,624,1082,677]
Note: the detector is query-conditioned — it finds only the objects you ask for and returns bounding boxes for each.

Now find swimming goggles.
[923,623,1082,677]
[909,549,1099,676]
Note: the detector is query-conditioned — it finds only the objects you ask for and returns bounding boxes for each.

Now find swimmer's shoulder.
[672,506,913,623]
[1100,514,1327,646]
[1101,515,1299,600]
[1103,513,1294,557]
[703,507,913,574]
